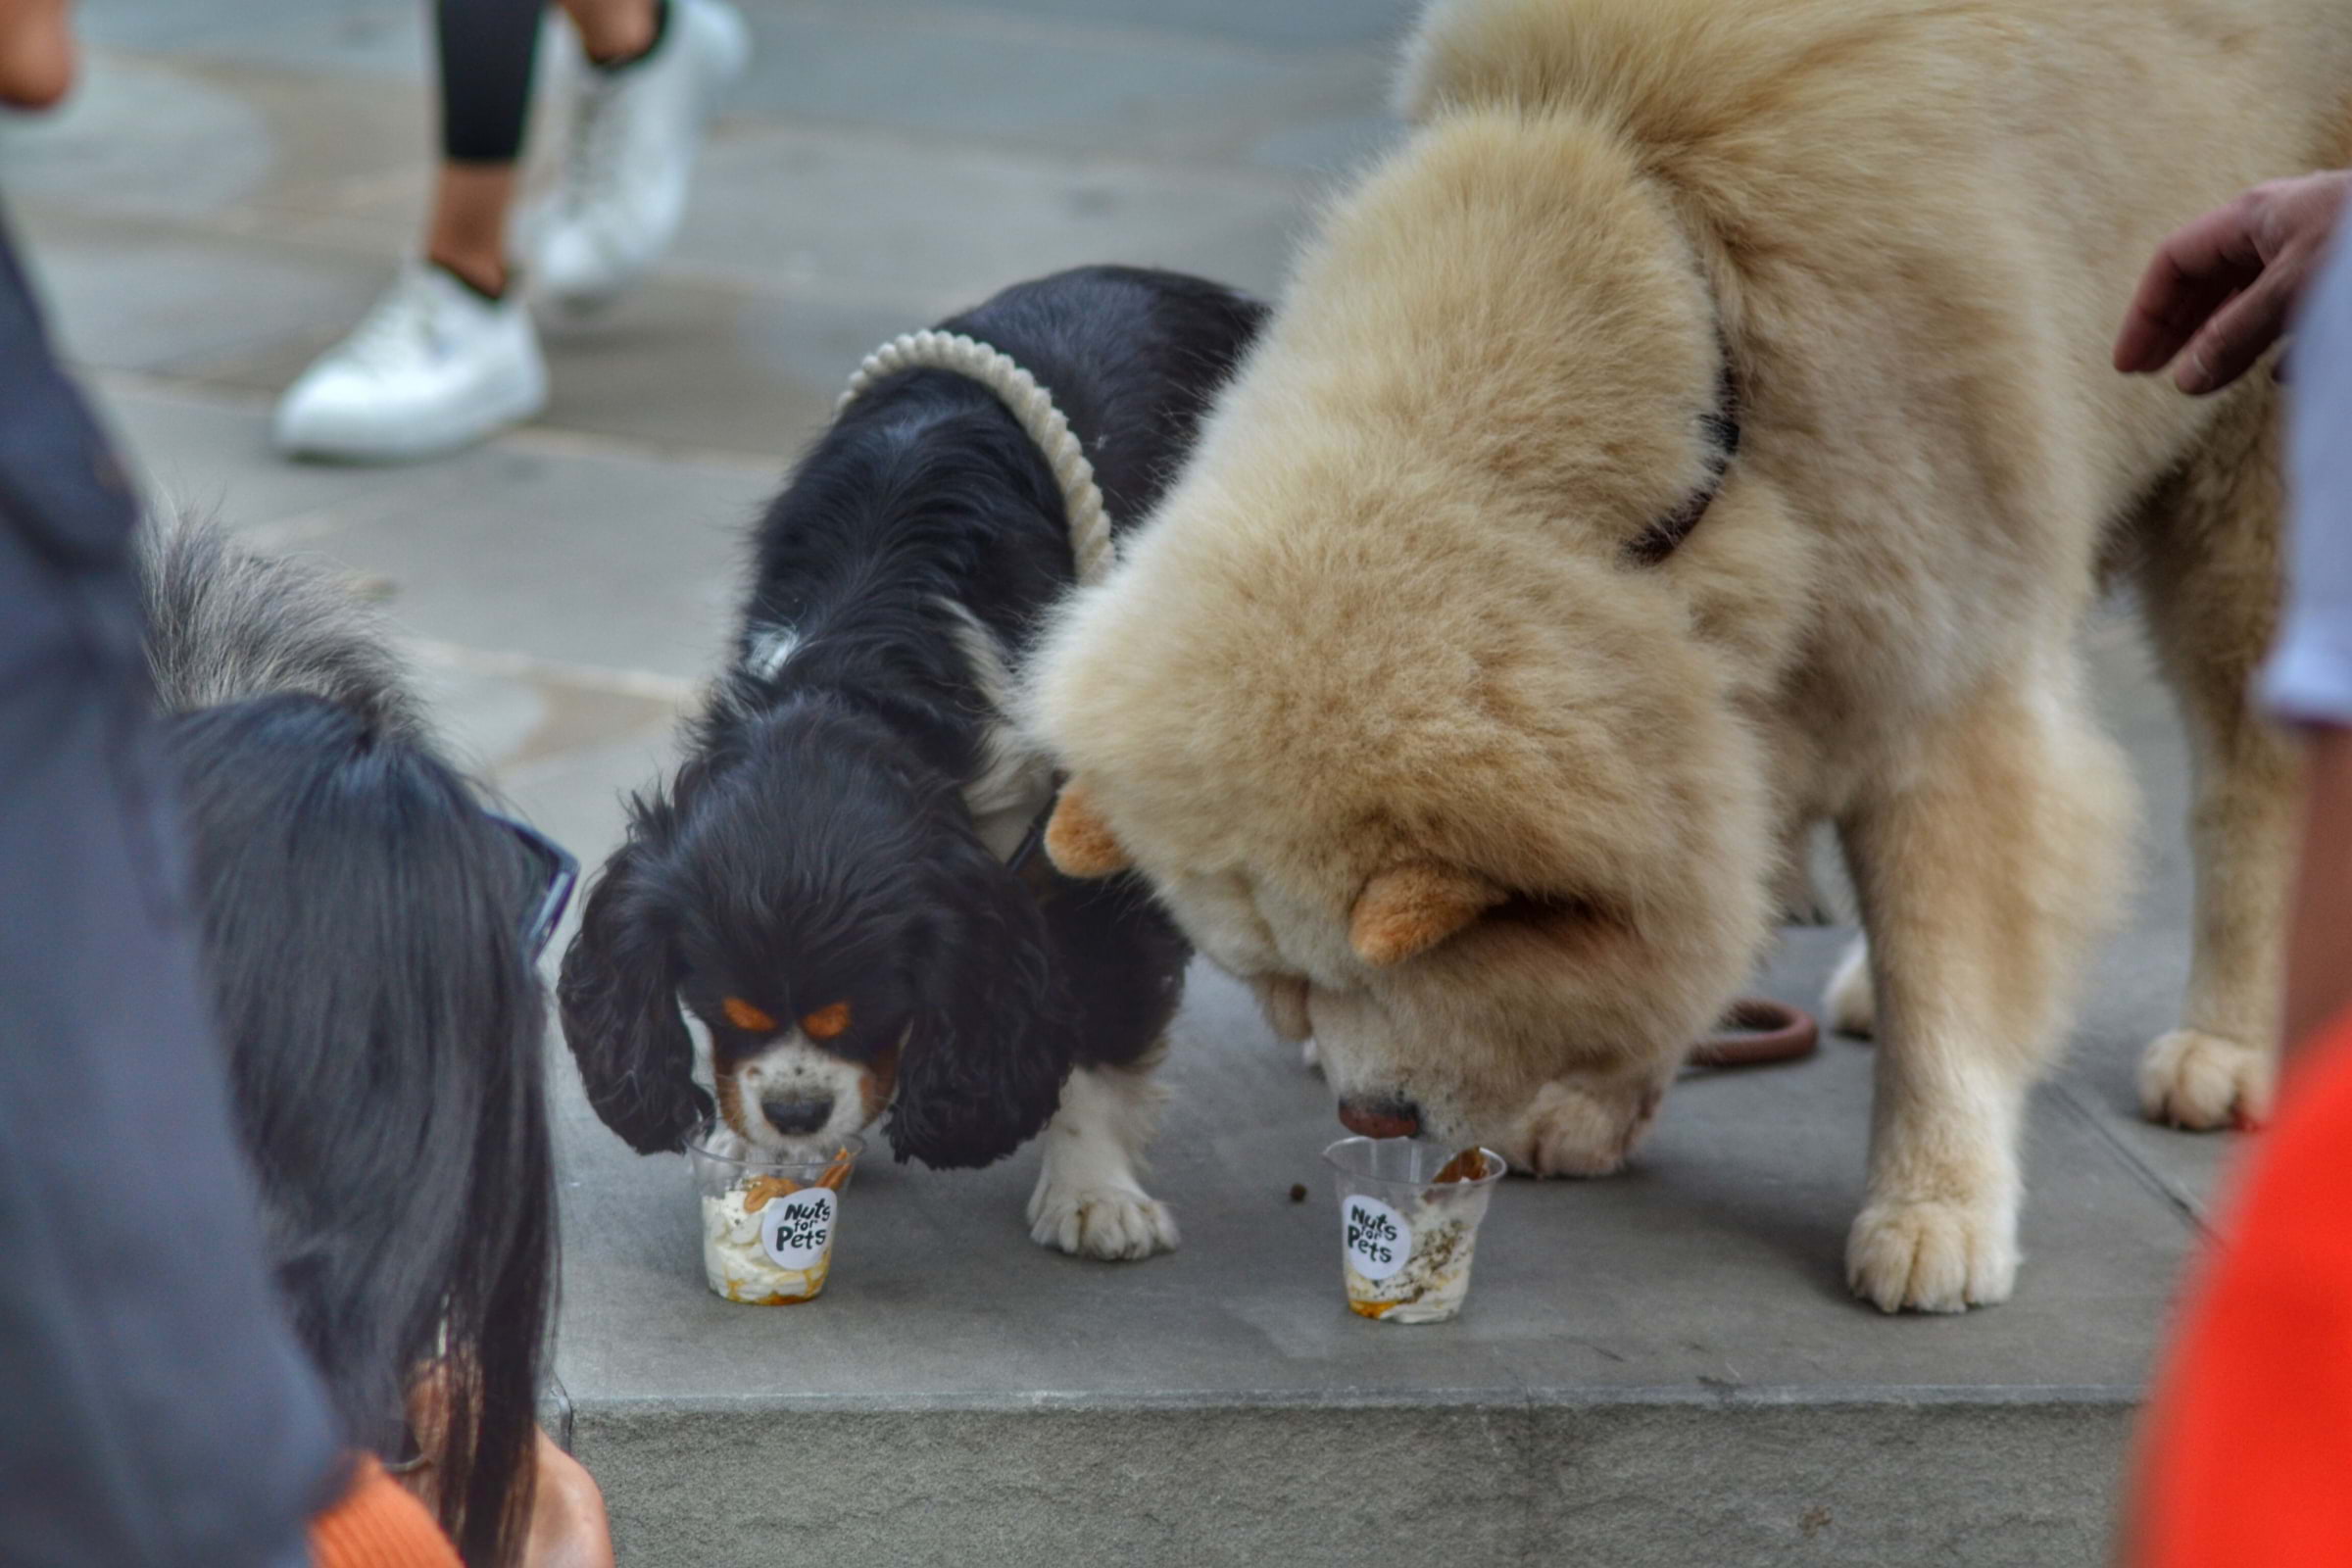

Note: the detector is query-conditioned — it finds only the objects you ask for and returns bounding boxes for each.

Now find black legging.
[436,0,545,165]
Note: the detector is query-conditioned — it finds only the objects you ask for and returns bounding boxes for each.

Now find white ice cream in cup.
[687,1133,863,1304]
[1322,1137,1504,1323]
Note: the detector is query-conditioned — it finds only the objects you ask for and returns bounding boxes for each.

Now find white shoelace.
[559,71,637,221]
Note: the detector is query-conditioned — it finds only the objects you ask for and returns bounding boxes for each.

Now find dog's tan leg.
[1839,662,2133,1312]
[2132,385,2296,1130]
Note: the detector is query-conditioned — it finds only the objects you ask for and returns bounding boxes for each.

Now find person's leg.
[557,0,658,67]
[426,0,545,296]
[425,166,521,298]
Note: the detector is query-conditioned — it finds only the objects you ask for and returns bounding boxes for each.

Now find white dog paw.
[1026,1182,1180,1261]
[2138,1029,2272,1131]
[1825,940,1876,1039]
[1845,1199,2018,1313]
[1300,1038,1323,1074]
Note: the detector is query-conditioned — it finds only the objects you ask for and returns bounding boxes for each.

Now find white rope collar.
[837,330,1113,586]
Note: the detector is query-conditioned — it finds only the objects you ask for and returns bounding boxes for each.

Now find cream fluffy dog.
[1024,0,2352,1312]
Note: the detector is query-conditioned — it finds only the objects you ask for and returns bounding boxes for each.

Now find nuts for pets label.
[1342,1195,1411,1281]
[760,1187,837,1270]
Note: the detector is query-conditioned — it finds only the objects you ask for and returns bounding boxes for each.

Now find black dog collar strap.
[1626,351,1740,567]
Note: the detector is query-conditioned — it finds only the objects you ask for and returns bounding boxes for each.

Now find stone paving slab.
[74,0,1411,166]
[551,949,2194,1410]
[546,928,2187,1565]
[575,1395,2132,1567]
[669,120,1311,308]
[7,44,1322,453]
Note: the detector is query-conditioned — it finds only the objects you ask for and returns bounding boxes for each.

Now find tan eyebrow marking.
[721,997,778,1033]
[802,1002,852,1042]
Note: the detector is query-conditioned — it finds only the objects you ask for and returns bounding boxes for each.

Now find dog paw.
[1300,1038,1323,1074]
[1026,1182,1180,1261]
[1511,1078,1661,1177]
[2138,1029,2272,1131]
[1845,1199,2017,1313]
[1825,940,1875,1039]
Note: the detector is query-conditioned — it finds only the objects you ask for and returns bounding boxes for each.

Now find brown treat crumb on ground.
[1289,1183,1308,1202]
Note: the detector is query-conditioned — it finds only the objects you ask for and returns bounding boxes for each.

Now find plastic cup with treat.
[1323,1136,1504,1324]
[687,1133,863,1305]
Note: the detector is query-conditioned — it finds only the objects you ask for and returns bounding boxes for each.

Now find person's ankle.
[583,0,666,70]
[425,251,511,303]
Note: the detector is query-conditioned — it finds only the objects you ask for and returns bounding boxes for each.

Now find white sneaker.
[273,264,549,462]
[533,0,750,312]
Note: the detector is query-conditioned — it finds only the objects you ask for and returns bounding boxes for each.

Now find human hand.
[2113,171,2352,394]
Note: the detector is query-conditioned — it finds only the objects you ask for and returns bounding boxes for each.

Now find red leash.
[1687,997,1819,1069]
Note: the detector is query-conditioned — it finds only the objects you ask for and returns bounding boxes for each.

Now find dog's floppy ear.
[1044,779,1131,878]
[557,811,710,1154]
[888,835,1074,1169]
[1349,861,1507,966]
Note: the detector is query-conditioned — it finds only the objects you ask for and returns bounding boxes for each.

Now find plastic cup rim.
[684,1129,867,1175]
[1320,1135,1506,1189]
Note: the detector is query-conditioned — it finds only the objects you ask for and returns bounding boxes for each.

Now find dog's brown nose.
[1337,1096,1421,1140]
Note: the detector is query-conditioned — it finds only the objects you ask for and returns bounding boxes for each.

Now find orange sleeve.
[2131,1008,2352,1567]
[308,1455,465,1568]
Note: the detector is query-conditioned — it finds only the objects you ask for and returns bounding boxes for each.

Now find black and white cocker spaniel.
[557,266,1262,1258]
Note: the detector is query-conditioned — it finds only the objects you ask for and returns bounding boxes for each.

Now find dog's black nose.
[1337,1096,1421,1140]
[761,1098,835,1136]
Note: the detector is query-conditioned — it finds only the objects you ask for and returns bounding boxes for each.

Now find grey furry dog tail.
[141,513,427,739]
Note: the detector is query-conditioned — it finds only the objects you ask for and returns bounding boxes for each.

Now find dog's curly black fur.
[559,265,1263,1170]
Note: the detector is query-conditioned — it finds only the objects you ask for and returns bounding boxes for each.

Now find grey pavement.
[3,6,2247,1563]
